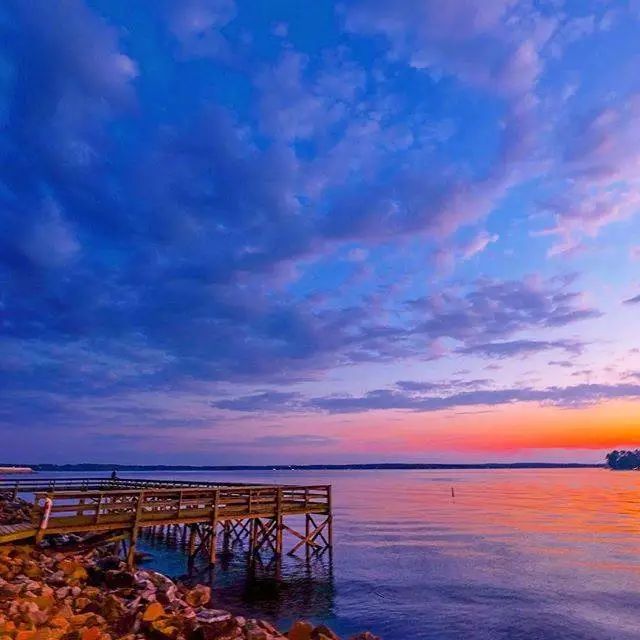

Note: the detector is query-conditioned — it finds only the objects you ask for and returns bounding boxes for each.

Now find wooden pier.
[0,477,333,567]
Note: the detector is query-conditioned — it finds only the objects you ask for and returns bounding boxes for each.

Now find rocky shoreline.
[0,543,378,640]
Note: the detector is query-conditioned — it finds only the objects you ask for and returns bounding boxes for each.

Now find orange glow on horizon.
[317,400,640,455]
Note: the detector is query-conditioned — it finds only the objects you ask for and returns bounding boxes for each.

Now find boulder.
[142,602,166,622]
[185,585,211,607]
[311,626,340,640]
[104,569,135,589]
[288,620,314,640]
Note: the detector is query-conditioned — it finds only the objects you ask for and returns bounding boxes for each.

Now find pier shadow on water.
[137,525,336,627]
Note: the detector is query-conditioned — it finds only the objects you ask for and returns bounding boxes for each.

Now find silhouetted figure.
[110,469,118,480]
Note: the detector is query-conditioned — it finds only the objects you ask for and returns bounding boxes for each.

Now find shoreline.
[1,463,603,472]
[0,493,374,640]
[0,543,376,640]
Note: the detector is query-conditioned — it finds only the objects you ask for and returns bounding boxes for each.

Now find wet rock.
[96,556,122,571]
[288,620,314,640]
[257,619,280,635]
[312,626,340,640]
[104,569,135,589]
[195,609,232,625]
[100,594,126,622]
[185,584,211,607]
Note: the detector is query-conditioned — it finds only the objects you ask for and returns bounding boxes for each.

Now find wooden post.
[249,518,256,555]
[209,489,219,564]
[327,485,333,555]
[35,495,53,545]
[127,491,145,569]
[223,520,231,552]
[276,487,283,556]
[188,524,197,558]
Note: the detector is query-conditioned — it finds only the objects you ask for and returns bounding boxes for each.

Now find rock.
[185,585,210,607]
[49,616,70,630]
[96,556,122,571]
[257,620,280,635]
[0,538,374,640]
[80,627,102,640]
[0,493,32,525]
[86,567,106,587]
[288,621,314,640]
[151,620,180,639]
[104,569,135,589]
[311,626,340,640]
[74,596,91,611]
[195,610,232,625]
[142,602,166,622]
[348,634,381,640]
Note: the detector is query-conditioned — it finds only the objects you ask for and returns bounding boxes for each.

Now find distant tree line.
[606,450,640,470]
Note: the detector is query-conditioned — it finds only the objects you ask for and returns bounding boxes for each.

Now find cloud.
[168,0,236,59]
[623,294,640,305]
[215,377,640,415]
[457,339,584,358]
[0,0,629,456]
[458,231,499,260]
[548,360,575,368]
[308,383,640,414]
[212,392,302,412]
[252,434,337,447]
[540,94,640,255]
[409,275,600,345]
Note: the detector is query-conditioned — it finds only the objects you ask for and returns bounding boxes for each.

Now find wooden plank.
[0,522,36,543]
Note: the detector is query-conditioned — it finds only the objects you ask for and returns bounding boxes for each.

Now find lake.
[32,469,640,639]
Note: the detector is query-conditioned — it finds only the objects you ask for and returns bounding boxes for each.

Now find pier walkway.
[0,477,333,566]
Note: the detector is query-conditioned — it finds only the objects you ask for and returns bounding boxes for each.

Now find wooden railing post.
[35,495,53,545]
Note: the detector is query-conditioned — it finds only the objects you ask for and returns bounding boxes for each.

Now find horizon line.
[1,461,608,471]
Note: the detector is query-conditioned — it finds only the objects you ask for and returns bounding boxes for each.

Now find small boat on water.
[0,467,33,474]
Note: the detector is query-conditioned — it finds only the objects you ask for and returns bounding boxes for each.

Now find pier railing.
[31,485,331,534]
[0,476,269,497]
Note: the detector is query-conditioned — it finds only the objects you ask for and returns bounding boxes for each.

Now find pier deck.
[0,477,333,566]
[0,522,36,543]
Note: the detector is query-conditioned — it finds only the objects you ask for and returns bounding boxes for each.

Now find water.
[25,469,640,639]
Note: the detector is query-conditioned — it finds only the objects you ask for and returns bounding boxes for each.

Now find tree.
[606,450,640,470]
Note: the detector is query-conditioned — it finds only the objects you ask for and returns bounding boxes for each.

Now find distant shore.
[0,462,603,472]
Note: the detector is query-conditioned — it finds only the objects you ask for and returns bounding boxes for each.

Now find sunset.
[2,1,640,639]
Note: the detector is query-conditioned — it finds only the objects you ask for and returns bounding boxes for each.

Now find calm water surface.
[40,470,640,639]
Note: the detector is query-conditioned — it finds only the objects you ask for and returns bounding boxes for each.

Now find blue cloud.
[1,0,639,459]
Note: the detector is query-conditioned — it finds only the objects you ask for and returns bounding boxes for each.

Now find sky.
[1,0,640,465]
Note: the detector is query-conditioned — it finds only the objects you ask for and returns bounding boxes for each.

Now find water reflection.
[139,526,335,626]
